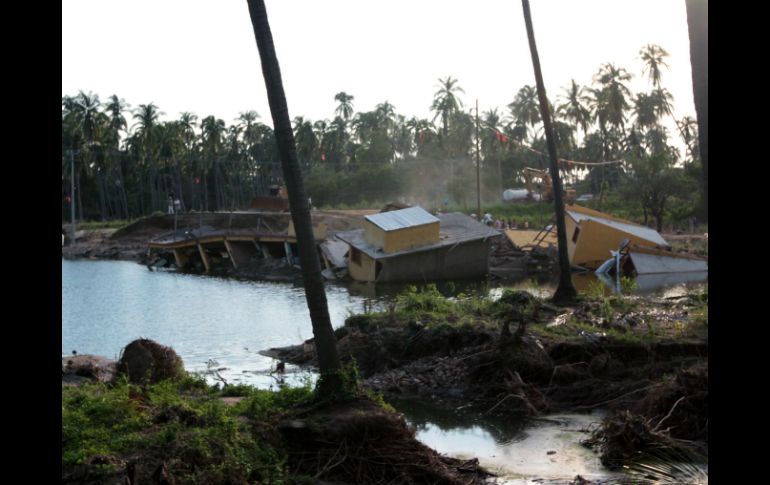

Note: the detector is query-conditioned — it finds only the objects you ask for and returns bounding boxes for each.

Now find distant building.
[336,206,501,283]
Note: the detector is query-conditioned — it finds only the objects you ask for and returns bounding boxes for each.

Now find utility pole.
[475,99,481,220]
[70,149,76,241]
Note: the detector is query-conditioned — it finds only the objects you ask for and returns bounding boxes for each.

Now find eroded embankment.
[62,339,493,485]
[263,288,708,468]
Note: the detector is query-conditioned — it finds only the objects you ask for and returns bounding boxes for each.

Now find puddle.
[392,398,625,483]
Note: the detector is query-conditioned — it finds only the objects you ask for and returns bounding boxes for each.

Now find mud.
[264,293,708,470]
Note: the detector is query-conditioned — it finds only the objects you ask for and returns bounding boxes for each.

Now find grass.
[62,374,315,483]
[71,219,132,230]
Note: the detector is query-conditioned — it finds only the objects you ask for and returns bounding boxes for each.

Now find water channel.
[62,259,705,483]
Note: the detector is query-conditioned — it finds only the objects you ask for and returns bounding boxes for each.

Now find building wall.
[363,220,386,249]
[383,222,440,253]
[376,239,489,283]
[572,219,661,269]
[565,216,579,263]
[347,250,377,282]
[362,220,440,254]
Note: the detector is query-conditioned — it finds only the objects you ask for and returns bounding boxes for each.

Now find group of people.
[167,196,182,214]
[480,212,528,230]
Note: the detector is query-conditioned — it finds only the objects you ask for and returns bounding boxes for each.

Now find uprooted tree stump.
[116,339,185,384]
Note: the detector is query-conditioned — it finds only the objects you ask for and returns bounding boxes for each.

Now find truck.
[521,167,576,203]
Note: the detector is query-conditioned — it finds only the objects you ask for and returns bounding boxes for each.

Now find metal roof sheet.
[364,206,439,232]
[628,252,708,274]
[337,212,501,260]
[567,210,668,247]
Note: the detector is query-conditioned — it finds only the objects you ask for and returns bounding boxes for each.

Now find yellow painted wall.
[347,251,377,282]
[572,219,662,269]
[384,223,440,253]
[363,220,386,249]
[363,220,440,254]
[565,216,578,263]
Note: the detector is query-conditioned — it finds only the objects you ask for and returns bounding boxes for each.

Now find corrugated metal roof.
[567,210,668,247]
[337,212,501,260]
[365,206,439,232]
[628,252,708,274]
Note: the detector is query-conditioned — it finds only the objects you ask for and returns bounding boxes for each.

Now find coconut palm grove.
[62,42,705,234]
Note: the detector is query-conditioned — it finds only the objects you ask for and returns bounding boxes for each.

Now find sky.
[62,0,696,135]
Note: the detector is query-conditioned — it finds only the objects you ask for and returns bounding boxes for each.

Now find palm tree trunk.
[685,0,707,221]
[521,0,576,304]
[247,0,343,396]
[76,170,84,221]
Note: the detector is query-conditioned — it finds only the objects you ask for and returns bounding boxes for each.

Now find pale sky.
[62,0,696,133]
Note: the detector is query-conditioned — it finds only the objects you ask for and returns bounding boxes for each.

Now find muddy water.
[62,259,699,483]
[391,398,624,484]
[62,259,371,387]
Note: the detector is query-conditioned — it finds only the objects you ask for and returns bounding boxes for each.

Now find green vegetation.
[63,43,704,227]
[75,219,131,230]
[62,375,313,483]
[392,284,498,329]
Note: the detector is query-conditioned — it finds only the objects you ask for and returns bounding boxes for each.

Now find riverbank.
[63,357,493,485]
[62,272,707,483]
[263,285,708,471]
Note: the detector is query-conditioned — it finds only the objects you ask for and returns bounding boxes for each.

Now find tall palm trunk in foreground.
[246,0,343,394]
[685,0,707,221]
[521,0,577,304]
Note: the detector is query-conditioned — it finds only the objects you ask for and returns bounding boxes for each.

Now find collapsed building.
[335,206,501,283]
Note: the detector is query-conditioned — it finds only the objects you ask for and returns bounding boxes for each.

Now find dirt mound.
[116,339,185,384]
[62,355,117,384]
[582,362,708,469]
[280,397,492,484]
[465,336,553,415]
[637,362,708,443]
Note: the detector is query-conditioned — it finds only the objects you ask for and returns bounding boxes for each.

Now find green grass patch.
[74,219,132,230]
[63,377,316,483]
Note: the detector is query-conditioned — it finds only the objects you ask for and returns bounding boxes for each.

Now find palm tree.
[105,95,130,218]
[676,116,699,164]
[133,103,163,213]
[179,112,199,209]
[639,44,670,88]
[557,80,591,142]
[293,116,317,167]
[650,87,675,122]
[479,108,506,191]
[520,0,577,304]
[507,85,541,140]
[431,76,464,139]
[200,115,226,210]
[685,0,707,221]
[246,0,343,396]
[334,92,354,121]
[594,63,632,138]
[632,93,658,130]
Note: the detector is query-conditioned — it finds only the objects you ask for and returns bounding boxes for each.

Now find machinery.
[521,167,576,203]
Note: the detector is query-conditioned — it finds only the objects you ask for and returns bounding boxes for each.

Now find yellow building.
[337,208,500,283]
[562,205,671,269]
[362,206,440,254]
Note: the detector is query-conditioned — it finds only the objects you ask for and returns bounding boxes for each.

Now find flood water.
[62,259,370,387]
[392,398,625,484]
[62,259,705,483]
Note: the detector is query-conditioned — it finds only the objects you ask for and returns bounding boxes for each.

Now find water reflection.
[390,398,622,482]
